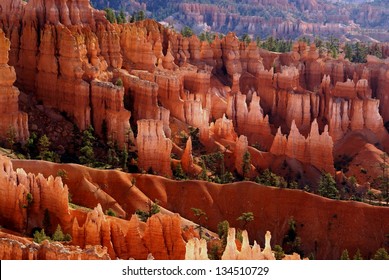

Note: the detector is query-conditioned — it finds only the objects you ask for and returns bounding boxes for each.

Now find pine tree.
[237,212,254,229]
[181,26,194,38]
[353,249,363,260]
[378,153,389,205]
[318,173,340,199]
[52,225,65,241]
[340,249,350,260]
[104,8,116,24]
[191,208,208,238]
[242,151,251,179]
[373,248,389,260]
[79,126,95,165]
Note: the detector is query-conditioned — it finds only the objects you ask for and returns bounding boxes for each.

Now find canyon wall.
[0,29,28,143]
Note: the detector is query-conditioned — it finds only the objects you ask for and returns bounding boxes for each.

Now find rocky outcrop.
[0,235,110,260]
[0,155,70,233]
[0,29,28,143]
[136,120,172,177]
[226,91,273,150]
[209,114,237,142]
[221,33,242,91]
[121,24,157,72]
[270,119,334,174]
[0,155,191,260]
[0,0,131,145]
[221,228,274,260]
[181,137,194,174]
[234,135,249,176]
[90,81,131,147]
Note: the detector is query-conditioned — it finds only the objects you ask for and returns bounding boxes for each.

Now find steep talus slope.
[12,159,389,260]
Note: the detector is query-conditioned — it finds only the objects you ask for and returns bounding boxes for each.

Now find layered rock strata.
[136,120,172,177]
[0,29,28,143]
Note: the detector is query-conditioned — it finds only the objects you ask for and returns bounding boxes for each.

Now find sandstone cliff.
[136,120,172,177]
[0,29,28,144]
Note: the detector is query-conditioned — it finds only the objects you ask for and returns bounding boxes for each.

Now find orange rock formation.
[0,29,28,143]
[136,120,172,177]
[8,159,389,260]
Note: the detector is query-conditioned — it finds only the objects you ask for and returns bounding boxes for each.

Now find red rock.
[181,137,194,174]
[0,29,29,143]
[270,119,334,174]
[210,114,237,142]
[136,119,172,177]
[90,81,131,148]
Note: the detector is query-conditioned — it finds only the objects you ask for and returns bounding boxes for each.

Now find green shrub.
[340,249,350,260]
[135,200,160,222]
[33,229,50,244]
[52,225,65,242]
[373,248,389,260]
[115,78,123,87]
[274,245,285,260]
[106,208,117,217]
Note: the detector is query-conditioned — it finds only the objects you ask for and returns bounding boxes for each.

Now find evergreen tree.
[318,173,340,199]
[79,126,95,165]
[353,249,363,260]
[282,218,304,256]
[274,245,285,260]
[240,33,251,45]
[38,135,58,162]
[344,43,353,61]
[135,200,160,222]
[373,248,389,260]
[237,212,254,229]
[217,220,230,247]
[181,26,194,38]
[33,229,50,244]
[173,163,188,180]
[104,8,116,24]
[340,249,350,260]
[242,151,251,179]
[136,10,145,21]
[378,153,389,205]
[353,42,368,63]
[52,225,65,242]
[191,208,208,238]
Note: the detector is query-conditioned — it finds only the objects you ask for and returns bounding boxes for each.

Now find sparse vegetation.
[237,212,254,229]
[242,151,251,180]
[191,207,208,238]
[340,249,350,260]
[52,225,72,242]
[353,249,363,260]
[56,169,68,181]
[135,200,161,222]
[33,229,50,244]
[115,78,123,87]
[79,126,96,165]
[105,208,117,217]
[26,193,33,205]
[217,220,229,247]
[282,218,303,257]
[172,163,188,181]
[181,26,194,38]
[318,173,339,200]
[255,169,287,188]
[274,245,285,260]
[373,248,389,260]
